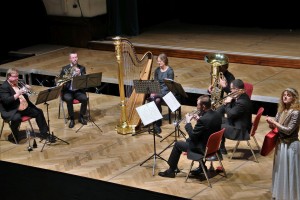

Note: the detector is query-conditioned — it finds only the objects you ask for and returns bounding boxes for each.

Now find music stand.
[35,85,69,152]
[132,80,161,136]
[162,79,188,138]
[136,101,167,176]
[72,72,102,133]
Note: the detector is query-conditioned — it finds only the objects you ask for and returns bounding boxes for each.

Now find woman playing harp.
[114,37,153,135]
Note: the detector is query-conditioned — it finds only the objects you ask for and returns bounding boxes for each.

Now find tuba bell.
[204,53,229,109]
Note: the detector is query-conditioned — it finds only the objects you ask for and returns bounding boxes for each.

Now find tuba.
[205,53,229,109]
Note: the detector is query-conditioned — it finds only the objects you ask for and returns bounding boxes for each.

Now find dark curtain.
[107,0,139,37]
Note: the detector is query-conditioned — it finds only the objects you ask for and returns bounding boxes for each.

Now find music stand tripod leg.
[139,123,167,176]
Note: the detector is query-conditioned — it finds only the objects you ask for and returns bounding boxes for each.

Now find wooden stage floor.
[1,21,300,199]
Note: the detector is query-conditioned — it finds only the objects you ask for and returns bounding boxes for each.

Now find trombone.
[18,80,38,96]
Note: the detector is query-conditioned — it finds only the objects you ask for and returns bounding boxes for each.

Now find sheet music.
[163,91,181,112]
[136,101,163,126]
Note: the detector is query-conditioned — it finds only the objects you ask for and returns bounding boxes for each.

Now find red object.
[260,128,278,156]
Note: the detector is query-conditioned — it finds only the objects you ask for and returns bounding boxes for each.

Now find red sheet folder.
[261,128,278,156]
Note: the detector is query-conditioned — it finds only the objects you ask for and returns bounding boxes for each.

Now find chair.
[58,96,81,124]
[0,115,35,144]
[244,82,253,98]
[230,107,264,162]
[186,128,227,187]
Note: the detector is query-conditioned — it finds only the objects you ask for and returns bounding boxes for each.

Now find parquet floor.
[1,21,300,199]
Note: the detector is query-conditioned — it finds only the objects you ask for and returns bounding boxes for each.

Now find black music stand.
[136,101,167,176]
[132,80,161,137]
[35,85,69,152]
[161,79,188,139]
[72,72,102,133]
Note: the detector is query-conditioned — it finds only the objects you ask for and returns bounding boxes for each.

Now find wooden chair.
[230,107,264,162]
[186,128,227,187]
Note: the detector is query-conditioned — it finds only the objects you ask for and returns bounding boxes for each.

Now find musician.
[0,68,55,143]
[266,88,300,200]
[59,52,88,128]
[208,63,235,97]
[158,95,222,178]
[216,79,252,156]
[149,53,174,134]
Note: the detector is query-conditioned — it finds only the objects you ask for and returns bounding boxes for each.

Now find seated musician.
[149,53,174,134]
[58,51,88,128]
[0,68,55,143]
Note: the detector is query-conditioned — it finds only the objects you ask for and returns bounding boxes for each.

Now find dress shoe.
[190,165,208,176]
[78,116,87,125]
[69,119,75,128]
[40,133,56,143]
[220,148,228,155]
[158,169,175,178]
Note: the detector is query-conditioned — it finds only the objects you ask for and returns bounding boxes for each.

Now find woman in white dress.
[266,88,300,200]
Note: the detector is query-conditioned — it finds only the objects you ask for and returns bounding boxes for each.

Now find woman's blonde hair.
[278,88,300,112]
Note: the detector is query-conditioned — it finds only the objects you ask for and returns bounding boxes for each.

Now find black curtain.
[107,0,139,37]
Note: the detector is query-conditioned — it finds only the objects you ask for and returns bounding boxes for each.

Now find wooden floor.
[1,21,300,199]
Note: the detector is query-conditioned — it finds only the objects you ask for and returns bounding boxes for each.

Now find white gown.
[272,141,300,200]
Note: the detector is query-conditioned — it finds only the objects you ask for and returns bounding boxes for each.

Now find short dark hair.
[198,95,211,108]
[231,79,244,89]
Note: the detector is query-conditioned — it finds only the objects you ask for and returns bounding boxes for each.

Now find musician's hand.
[74,68,81,76]
[223,96,233,104]
[208,85,213,93]
[185,113,193,123]
[219,78,227,88]
[25,84,31,90]
[150,93,156,98]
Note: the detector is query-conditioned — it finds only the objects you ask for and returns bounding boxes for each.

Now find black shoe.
[190,166,208,176]
[69,119,75,128]
[220,148,228,155]
[158,169,175,178]
[78,116,87,125]
[153,125,161,134]
[174,167,181,174]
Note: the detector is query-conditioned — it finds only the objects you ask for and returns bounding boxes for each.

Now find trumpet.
[176,109,201,125]
[18,80,38,96]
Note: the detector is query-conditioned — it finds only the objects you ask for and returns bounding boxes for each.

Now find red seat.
[244,82,253,98]
[186,128,227,187]
[0,116,35,144]
[230,107,264,162]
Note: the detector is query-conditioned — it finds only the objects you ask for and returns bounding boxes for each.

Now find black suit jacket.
[0,80,34,121]
[59,64,86,92]
[217,92,252,140]
[185,109,222,155]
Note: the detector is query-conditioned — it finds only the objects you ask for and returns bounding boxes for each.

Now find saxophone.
[204,53,229,110]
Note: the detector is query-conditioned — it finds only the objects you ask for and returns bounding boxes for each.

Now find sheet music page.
[163,92,181,112]
[136,101,163,126]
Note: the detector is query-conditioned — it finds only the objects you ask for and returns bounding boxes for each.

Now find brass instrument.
[205,53,229,110]
[212,89,245,108]
[18,80,37,96]
[55,65,79,86]
[176,109,201,125]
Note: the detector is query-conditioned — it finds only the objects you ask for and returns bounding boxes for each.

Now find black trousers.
[62,89,87,119]
[167,141,188,170]
[11,106,48,136]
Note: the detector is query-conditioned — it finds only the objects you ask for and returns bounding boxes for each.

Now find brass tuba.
[204,53,229,109]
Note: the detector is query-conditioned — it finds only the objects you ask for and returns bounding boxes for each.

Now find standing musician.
[58,52,88,128]
[215,79,252,156]
[0,68,55,143]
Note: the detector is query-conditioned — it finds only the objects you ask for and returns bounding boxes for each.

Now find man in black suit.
[59,52,88,128]
[0,68,55,143]
[158,95,222,178]
[216,79,253,155]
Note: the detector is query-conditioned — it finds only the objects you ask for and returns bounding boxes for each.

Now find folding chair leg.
[230,141,240,160]
[27,120,36,138]
[185,160,194,182]
[200,159,211,187]
[247,141,258,163]
[252,136,261,151]
[216,153,227,177]
[0,120,4,139]
[58,99,68,124]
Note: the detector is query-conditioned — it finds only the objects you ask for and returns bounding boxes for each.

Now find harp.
[113,37,153,135]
